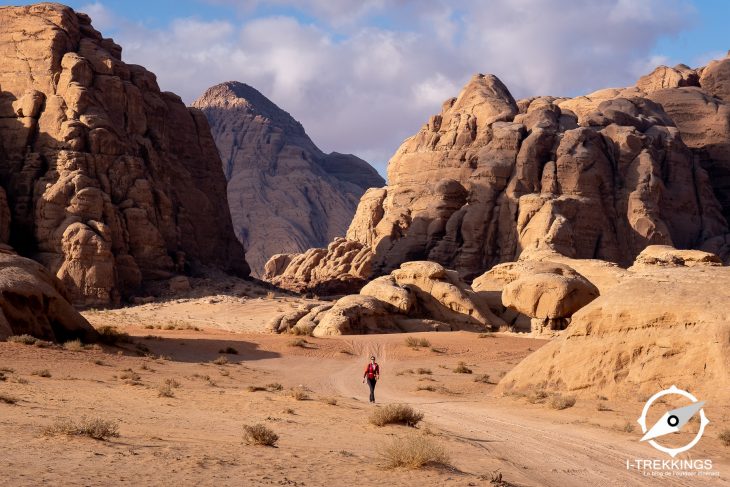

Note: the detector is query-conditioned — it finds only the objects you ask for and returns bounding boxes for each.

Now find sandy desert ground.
[0,283,728,487]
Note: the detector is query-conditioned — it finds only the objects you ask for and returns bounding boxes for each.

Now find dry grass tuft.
[416,368,432,375]
[416,385,436,392]
[32,369,51,378]
[218,346,239,355]
[621,421,635,433]
[719,428,730,447]
[7,334,39,345]
[289,387,309,401]
[0,393,18,404]
[242,423,278,446]
[44,416,119,440]
[526,389,548,404]
[453,362,472,374]
[62,339,85,351]
[379,433,450,469]
[322,396,338,406]
[211,356,229,365]
[596,402,611,411]
[247,385,267,392]
[288,338,308,348]
[548,394,576,410]
[405,337,431,348]
[157,383,175,398]
[369,404,424,427]
[96,326,131,345]
[266,383,283,391]
[473,374,491,384]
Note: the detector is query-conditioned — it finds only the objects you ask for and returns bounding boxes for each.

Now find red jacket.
[364,363,380,379]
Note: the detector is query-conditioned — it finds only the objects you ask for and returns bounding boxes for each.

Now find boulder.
[0,252,97,342]
[498,256,730,401]
[631,245,722,268]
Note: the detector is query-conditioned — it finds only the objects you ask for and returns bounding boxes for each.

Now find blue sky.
[9,0,729,175]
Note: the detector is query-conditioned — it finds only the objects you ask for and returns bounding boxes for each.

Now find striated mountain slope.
[193,82,383,276]
[0,3,248,307]
[265,58,730,294]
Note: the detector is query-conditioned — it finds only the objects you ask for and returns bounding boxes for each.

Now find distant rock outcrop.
[268,261,504,336]
[193,82,383,276]
[266,61,730,293]
[0,3,248,307]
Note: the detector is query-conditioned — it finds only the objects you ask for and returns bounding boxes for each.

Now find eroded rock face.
[0,251,97,342]
[193,82,383,276]
[266,65,729,293]
[498,249,730,401]
[270,261,504,336]
[0,4,248,306]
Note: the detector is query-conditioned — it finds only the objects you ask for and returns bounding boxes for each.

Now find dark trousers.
[367,377,377,402]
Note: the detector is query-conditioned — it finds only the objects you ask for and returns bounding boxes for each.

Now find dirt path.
[251,334,730,487]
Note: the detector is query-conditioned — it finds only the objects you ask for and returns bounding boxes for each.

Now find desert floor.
[0,286,728,487]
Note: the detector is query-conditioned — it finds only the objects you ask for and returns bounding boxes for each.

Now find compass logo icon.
[637,385,710,457]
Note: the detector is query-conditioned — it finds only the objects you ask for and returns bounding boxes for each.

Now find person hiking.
[362,355,380,403]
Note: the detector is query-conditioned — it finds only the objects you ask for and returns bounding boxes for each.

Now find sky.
[11,0,730,175]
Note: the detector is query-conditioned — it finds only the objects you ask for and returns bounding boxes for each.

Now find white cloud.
[83,0,698,175]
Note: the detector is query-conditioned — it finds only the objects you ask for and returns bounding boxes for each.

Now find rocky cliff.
[193,82,383,276]
[0,3,248,307]
[265,58,730,294]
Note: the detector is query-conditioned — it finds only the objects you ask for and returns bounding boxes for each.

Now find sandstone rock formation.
[0,250,97,342]
[0,3,248,307]
[474,260,599,334]
[269,261,504,336]
[193,82,383,276]
[266,62,730,293]
[498,248,730,401]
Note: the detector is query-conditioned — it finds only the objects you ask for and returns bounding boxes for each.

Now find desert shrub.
[288,338,307,348]
[289,388,309,400]
[157,383,175,398]
[405,337,431,348]
[93,360,106,366]
[549,394,576,410]
[621,421,635,433]
[0,367,14,373]
[266,383,283,391]
[32,369,51,378]
[596,402,611,411]
[416,385,436,392]
[218,346,239,355]
[96,326,131,345]
[219,369,230,377]
[526,389,548,404]
[63,339,86,352]
[44,416,119,440]
[322,397,338,406]
[242,423,278,446]
[395,369,414,376]
[247,385,267,392]
[416,368,432,375]
[369,404,424,427]
[164,378,180,388]
[282,408,295,415]
[0,393,18,404]
[473,374,491,384]
[719,429,730,447]
[119,369,140,381]
[266,291,276,299]
[453,362,472,374]
[379,433,450,469]
[212,356,229,365]
[7,334,38,345]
